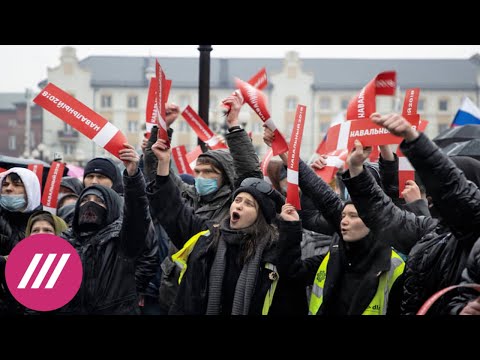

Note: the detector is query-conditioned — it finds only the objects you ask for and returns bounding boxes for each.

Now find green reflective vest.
[171,229,280,315]
[308,249,405,315]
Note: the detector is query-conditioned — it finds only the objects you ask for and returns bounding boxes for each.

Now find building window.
[8,136,16,150]
[438,99,449,112]
[341,98,350,110]
[128,120,138,133]
[319,97,331,110]
[63,143,74,155]
[101,95,112,108]
[286,97,297,111]
[8,119,17,127]
[418,98,425,112]
[64,123,73,134]
[179,95,190,110]
[128,95,138,109]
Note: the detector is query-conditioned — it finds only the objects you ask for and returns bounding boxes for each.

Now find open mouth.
[231,211,240,222]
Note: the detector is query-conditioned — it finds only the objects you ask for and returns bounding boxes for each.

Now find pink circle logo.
[5,234,82,312]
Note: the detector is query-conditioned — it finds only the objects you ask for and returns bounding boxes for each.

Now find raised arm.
[146,138,208,249]
[342,139,437,254]
[119,143,152,257]
[371,112,480,236]
[223,92,262,187]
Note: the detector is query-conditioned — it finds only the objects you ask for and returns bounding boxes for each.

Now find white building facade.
[39,47,480,164]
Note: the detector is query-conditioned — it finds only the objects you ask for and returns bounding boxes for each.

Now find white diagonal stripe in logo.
[45,254,70,288]
[32,254,57,288]
[18,253,43,289]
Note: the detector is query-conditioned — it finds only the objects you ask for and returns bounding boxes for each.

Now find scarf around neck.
[206,219,269,315]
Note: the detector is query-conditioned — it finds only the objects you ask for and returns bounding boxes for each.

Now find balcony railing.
[58,130,79,141]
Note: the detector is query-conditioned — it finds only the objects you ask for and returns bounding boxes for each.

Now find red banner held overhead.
[33,83,128,159]
[164,79,172,105]
[155,60,169,146]
[235,78,289,156]
[402,88,420,123]
[41,161,65,215]
[186,145,203,170]
[181,106,228,150]
[286,105,306,210]
[223,68,268,113]
[324,115,421,153]
[347,71,396,120]
[314,149,348,184]
[27,164,44,190]
[172,145,194,176]
[398,88,421,198]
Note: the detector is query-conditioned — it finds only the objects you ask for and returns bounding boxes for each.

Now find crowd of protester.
[1,90,479,315]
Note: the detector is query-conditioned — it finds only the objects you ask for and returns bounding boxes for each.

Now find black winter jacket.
[447,238,480,315]
[280,160,406,315]
[397,133,480,315]
[147,175,307,315]
[60,169,150,314]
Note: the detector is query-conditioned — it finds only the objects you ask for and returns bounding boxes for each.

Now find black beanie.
[80,187,105,203]
[83,158,118,185]
[233,179,277,224]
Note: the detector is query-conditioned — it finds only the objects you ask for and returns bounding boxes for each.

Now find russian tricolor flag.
[451,97,480,127]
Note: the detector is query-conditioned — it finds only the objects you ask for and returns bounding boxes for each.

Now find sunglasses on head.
[240,177,273,195]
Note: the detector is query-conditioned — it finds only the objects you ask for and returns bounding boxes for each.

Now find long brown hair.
[240,210,278,263]
[266,160,285,192]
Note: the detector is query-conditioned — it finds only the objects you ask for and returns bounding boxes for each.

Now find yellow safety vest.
[171,229,280,315]
[308,249,405,315]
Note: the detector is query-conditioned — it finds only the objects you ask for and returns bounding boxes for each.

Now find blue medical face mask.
[195,177,218,196]
[0,194,27,211]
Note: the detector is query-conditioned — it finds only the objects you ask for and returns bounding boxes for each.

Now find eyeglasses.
[240,177,273,195]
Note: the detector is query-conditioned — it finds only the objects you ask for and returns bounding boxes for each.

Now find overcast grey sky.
[1,45,480,93]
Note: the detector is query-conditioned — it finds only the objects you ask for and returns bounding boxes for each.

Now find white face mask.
[0,194,26,211]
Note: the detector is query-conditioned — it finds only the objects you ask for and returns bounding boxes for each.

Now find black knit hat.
[80,187,105,203]
[83,158,118,184]
[233,178,279,224]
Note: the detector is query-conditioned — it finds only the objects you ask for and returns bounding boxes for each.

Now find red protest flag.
[235,78,288,156]
[286,105,307,210]
[34,83,128,159]
[346,71,396,120]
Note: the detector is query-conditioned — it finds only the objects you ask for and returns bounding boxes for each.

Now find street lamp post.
[198,45,212,152]
[37,143,46,161]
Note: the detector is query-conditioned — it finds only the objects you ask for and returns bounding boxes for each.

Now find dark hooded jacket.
[60,169,150,314]
[446,237,480,315]
[83,157,159,298]
[398,142,480,315]
[60,176,84,195]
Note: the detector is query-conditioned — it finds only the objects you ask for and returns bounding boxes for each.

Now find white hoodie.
[0,167,41,212]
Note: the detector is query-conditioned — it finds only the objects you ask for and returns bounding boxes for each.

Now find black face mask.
[78,201,107,232]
